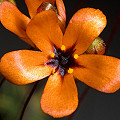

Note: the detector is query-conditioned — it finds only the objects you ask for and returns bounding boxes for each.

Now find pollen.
[61,45,66,51]
[74,54,79,59]
[52,69,56,74]
[50,53,55,58]
[68,68,73,74]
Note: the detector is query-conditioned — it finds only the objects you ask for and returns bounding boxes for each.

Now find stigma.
[46,45,79,77]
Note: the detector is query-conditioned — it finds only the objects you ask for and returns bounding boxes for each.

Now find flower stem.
[0,77,5,88]
[19,81,39,120]
[67,86,89,120]
[105,11,120,53]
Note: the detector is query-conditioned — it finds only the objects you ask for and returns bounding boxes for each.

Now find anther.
[74,54,79,59]
[61,45,66,51]
[50,53,55,58]
[52,69,56,74]
[68,68,73,74]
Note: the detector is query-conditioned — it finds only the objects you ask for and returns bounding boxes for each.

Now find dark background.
[0,0,120,120]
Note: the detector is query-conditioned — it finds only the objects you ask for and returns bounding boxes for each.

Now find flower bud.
[85,37,105,55]
[0,0,16,5]
[37,2,57,14]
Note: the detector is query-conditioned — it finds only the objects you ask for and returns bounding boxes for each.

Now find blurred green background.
[0,0,120,120]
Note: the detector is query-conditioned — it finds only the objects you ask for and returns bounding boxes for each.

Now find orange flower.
[0,6,120,118]
[0,0,66,47]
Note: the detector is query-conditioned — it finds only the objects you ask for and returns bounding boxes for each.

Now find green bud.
[86,37,105,55]
[0,0,16,5]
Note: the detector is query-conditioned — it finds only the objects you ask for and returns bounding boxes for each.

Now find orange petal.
[0,50,53,85]
[25,0,55,18]
[56,0,66,28]
[73,54,120,93]
[1,1,35,47]
[41,73,78,118]
[63,8,107,54]
[26,10,63,55]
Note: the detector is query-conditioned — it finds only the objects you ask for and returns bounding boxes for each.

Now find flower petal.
[1,1,35,47]
[63,8,107,54]
[26,10,63,55]
[0,50,53,85]
[25,0,55,18]
[73,55,120,93]
[41,73,78,118]
[56,0,66,29]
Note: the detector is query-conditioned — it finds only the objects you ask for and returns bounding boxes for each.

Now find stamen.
[68,68,73,74]
[52,69,56,74]
[61,45,66,51]
[50,53,55,58]
[47,45,79,77]
[74,54,79,59]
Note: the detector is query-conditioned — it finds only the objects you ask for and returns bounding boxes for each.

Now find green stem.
[19,81,39,120]
[0,77,5,88]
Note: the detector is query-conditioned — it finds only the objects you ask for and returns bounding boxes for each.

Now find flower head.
[0,1,120,118]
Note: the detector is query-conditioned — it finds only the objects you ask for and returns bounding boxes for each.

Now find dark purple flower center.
[46,45,80,77]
